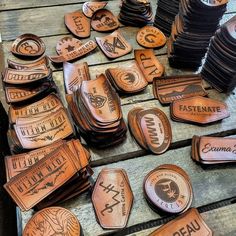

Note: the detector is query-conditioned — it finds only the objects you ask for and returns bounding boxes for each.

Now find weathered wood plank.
[20,145,236,235]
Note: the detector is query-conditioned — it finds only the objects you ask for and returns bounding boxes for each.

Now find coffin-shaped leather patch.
[149,208,213,236]
[11,34,46,57]
[91,9,119,32]
[65,11,90,38]
[14,108,74,149]
[137,26,166,48]
[56,37,83,56]
[96,30,132,58]
[171,96,230,124]
[23,207,82,236]
[63,61,90,94]
[82,1,107,18]
[135,49,164,82]
[92,168,133,229]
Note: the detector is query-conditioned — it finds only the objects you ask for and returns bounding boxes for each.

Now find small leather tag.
[82,1,107,18]
[92,168,133,229]
[171,96,230,124]
[56,37,83,56]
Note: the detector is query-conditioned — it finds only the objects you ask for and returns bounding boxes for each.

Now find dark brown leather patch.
[65,11,90,38]
[91,9,119,32]
[82,1,107,18]
[11,34,45,57]
[63,61,90,94]
[56,37,83,56]
[23,207,82,236]
[92,168,133,229]
[171,96,230,124]
[135,49,164,82]
[96,30,132,58]
[137,26,166,48]
[149,208,213,236]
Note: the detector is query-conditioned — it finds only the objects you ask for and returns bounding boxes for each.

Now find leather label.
[82,1,107,18]
[56,37,83,56]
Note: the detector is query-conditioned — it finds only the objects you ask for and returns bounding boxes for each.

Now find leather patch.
[49,40,97,63]
[56,37,83,56]
[143,165,193,214]
[137,26,166,48]
[7,56,49,70]
[11,34,45,57]
[83,1,107,18]
[201,0,228,6]
[153,74,208,104]
[14,108,74,149]
[65,11,90,38]
[134,49,164,83]
[96,30,132,58]
[91,9,119,32]
[92,168,133,229]
[63,61,90,94]
[23,207,82,236]
[105,61,148,93]
[149,208,213,236]
[4,144,80,211]
[171,96,230,124]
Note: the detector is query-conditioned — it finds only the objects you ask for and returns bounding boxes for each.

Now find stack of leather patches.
[201,16,236,93]
[118,0,153,27]
[153,74,207,105]
[168,0,228,69]
[4,139,93,211]
[128,107,172,154]
[154,0,180,36]
[192,135,236,165]
[67,74,127,147]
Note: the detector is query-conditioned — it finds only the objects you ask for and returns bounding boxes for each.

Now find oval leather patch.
[200,0,228,7]
[65,11,90,38]
[56,37,83,56]
[23,207,81,236]
[82,1,107,18]
[91,9,119,32]
[92,168,133,229]
[11,34,45,57]
[137,26,166,48]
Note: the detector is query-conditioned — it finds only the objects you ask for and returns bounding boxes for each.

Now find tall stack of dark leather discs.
[201,16,236,93]
[168,0,228,69]
[154,0,180,36]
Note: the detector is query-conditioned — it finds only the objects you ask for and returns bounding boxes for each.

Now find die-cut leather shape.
[56,37,83,56]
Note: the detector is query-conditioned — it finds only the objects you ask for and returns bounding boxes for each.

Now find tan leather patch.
[11,34,45,57]
[200,0,228,6]
[137,26,166,48]
[96,30,132,58]
[63,61,90,94]
[92,168,133,229]
[134,49,164,82]
[171,96,230,124]
[65,11,90,38]
[56,37,83,56]
[149,208,213,236]
[91,9,119,32]
[23,207,81,236]
[82,1,107,18]
[49,40,97,63]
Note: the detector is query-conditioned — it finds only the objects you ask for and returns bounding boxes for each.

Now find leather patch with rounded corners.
[8,93,63,124]
[82,1,107,18]
[56,37,83,56]
[92,168,133,229]
[91,9,119,32]
[134,49,164,83]
[149,208,212,236]
[96,30,132,58]
[171,96,230,124]
[65,11,90,38]
[4,144,80,211]
[7,56,49,70]
[11,34,46,57]
[105,61,148,93]
[49,40,97,63]
[14,108,74,149]
[200,0,228,7]
[63,61,90,94]
[23,207,82,236]
[137,26,166,48]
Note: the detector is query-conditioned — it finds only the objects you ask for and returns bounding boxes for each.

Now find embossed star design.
[65,45,75,52]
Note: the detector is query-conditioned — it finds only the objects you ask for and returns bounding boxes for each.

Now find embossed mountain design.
[123,73,136,84]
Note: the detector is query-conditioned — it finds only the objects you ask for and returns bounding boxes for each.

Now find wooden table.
[1,1,236,235]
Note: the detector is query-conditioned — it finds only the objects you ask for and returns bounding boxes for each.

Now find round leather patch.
[23,207,81,236]
[56,37,83,56]
[11,34,45,57]
[137,26,166,48]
